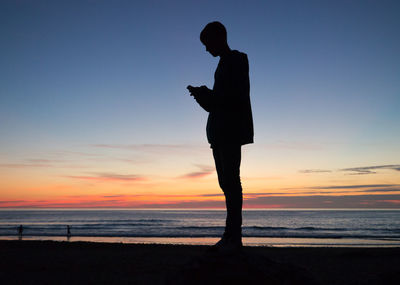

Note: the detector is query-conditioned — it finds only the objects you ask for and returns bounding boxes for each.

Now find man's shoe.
[207,236,242,253]
[207,236,228,252]
[218,238,243,253]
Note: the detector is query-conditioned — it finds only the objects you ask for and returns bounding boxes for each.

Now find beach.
[1,240,399,284]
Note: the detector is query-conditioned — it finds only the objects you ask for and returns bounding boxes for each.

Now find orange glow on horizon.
[1,157,400,209]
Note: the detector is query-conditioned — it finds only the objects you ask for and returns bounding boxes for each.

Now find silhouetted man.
[188,21,254,252]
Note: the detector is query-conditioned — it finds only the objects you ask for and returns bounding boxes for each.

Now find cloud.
[298,169,332,173]
[105,194,400,209]
[339,165,400,175]
[298,164,400,175]
[93,143,182,149]
[0,159,60,168]
[179,164,214,179]
[2,190,400,209]
[134,200,226,209]
[375,200,400,205]
[66,172,145,182]
[0,163,51,168]
[92,143,206,154]
[201,192,299,197]
[362,188,400,193]
[0,200,25,204]
[201,193,224,197]
[0,193,224,208]
[26,159,63,163]
[238,194,400,209]
[262,140,325,151]
[241,194,400,209]
[55,150,102,157]
[310,184,400,190]
[0,158,90,169]
[238,184,400,197]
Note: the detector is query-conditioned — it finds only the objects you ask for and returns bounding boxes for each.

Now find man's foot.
[207,236,227,252]
[207,235,242,253]
[219,237,243,253]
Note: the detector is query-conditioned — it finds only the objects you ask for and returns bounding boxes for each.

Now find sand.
[0,240,399,284]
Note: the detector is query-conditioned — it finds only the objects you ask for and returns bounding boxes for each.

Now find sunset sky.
[1,0,399,209]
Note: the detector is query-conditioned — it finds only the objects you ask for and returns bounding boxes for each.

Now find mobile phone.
[187,85,198,96]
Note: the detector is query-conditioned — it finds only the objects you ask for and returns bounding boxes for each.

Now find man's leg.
[212,144,243,242]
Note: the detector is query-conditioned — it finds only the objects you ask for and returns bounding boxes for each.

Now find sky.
[0,0,399,209]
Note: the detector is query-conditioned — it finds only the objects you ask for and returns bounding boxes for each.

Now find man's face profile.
[202,38,220,57]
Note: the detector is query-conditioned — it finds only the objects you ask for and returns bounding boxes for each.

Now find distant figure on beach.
[18,225,23,239]
[188,21,254,252]
[66,225,71,241]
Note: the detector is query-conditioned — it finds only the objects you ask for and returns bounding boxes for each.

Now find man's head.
[200,21,228,57]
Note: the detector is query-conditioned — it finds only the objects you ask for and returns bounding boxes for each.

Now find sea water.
[1,209,400,247]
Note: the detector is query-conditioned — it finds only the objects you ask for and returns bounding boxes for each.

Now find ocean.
[1,209,400,247]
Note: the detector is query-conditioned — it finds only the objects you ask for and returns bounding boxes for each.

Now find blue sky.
[1,0,399,208]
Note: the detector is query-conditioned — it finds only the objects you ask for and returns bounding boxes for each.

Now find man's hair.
[200,21,227,43]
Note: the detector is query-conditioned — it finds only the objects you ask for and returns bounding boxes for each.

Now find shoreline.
[1,235,400,248]
[1,240,399,284]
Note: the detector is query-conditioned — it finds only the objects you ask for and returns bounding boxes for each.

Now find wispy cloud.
[0,158,90,169]
[339,165,400,175]
[262,140,325,151]
[260,188,400,196]
[224,184,400,198]
[0,193,224,208]
[241,194,400,209]
[2,190,400,209]
[0,200,26,204]
[0,163,51,168]
[93,143,182,149]
[179,164,214,179]
[202,184,400,198]
[298,164,400,175]
[92,143,206,154]
[0,158,61,168]
[298,169,332,173]
[66,172,145,182]
[102,195,130,198]
[54,150,102,157]
[310,184,400,189]
[155,194,400,209]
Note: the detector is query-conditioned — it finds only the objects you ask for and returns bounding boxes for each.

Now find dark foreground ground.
[0,240,399,285]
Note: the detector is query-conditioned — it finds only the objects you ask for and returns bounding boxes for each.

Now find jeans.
[212,144,243,239]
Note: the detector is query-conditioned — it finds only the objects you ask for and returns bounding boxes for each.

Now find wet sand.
[0,240,399,284]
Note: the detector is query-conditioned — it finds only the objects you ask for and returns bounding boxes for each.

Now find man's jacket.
[196,50,254,147]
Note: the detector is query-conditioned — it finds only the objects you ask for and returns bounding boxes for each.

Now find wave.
[2,224,400,239]
[2,209,400,240]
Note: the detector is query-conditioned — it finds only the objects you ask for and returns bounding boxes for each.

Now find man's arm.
[188,53,249,113]
[187,85,214,112]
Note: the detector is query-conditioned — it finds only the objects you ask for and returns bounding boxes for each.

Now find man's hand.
[187,85,213,112]
[187,85,197,96]
[187,85,210,97]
